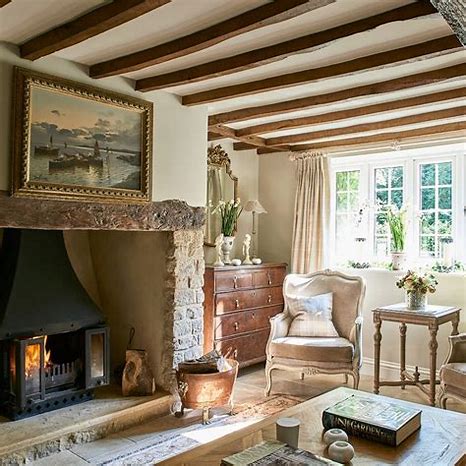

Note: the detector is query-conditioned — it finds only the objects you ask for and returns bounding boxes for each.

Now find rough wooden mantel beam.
[0,192,205,231]
[431,0,465,45]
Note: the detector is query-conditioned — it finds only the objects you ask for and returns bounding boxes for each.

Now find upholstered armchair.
[265,270,366,396]
[438,333,466,408]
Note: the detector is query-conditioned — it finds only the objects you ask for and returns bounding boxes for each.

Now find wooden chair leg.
[352,371,360,389]
[265,363,274,397]
[344,374,349,384]
[438,386,448,409]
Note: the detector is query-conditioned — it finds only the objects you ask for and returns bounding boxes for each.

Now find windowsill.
[337,266,466,277]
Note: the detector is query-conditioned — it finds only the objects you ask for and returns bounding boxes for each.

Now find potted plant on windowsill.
[213,199,242,264]
[386,206,407,271]
[396,270,438,310]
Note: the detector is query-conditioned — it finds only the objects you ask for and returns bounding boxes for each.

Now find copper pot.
[175,359,238,423]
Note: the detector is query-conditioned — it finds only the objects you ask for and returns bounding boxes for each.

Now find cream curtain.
[290,151,330,273]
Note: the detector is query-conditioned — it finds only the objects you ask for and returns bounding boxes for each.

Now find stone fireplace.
[0,192,206,420]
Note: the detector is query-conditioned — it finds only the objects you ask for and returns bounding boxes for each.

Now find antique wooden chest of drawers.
[203,263,287,368]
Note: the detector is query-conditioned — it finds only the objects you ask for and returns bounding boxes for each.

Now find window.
[419,161,453,258]
[374,166,404,257]
[335,170,360,259]
[330,146,464,266]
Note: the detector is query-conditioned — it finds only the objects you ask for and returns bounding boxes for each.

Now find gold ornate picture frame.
[11,67,153,202]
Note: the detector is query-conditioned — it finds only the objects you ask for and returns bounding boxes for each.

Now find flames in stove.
[24,336,51,379]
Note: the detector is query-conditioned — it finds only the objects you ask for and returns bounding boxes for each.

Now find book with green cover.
[322,395,421,446]
[221,440,340,465]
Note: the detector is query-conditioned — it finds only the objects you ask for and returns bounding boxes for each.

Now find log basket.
[174,358,239,424]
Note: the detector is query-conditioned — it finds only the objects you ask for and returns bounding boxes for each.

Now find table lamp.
[244,200,267,258]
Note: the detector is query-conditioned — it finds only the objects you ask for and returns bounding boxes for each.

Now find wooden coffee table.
[161,387,466,465]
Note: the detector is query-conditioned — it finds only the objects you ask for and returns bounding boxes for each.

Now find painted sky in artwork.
[30,86,142,153]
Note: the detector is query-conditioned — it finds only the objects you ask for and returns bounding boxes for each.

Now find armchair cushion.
[287,292,338,337]
[440,362,466,393]
[269,336,353,363]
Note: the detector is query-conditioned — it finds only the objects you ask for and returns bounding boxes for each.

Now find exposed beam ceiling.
[236,87,466,137]
[134,2,437,91]
[20,0,172,60]
[208,64,466,126]
[257,122,466,153]
[89,0,334,79]
[265,106,465,145]
[182,35,462,104]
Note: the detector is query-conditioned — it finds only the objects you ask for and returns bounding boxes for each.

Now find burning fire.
[24,336,52,379]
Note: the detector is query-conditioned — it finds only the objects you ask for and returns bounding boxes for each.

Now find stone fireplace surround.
[0,191,206,392]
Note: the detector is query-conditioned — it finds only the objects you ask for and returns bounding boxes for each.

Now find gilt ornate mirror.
[205,144,238,247]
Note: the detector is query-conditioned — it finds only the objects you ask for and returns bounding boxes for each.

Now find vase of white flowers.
[213,199,243,264]
[396,270,438,310]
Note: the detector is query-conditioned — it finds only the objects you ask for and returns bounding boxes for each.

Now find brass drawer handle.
[235,299,240,309]
[234,322,239,331]
[233,349,238,359]
[233,275,238,289]
[267,273,272,285]
[252,312,255,319]
[267,294,272,304]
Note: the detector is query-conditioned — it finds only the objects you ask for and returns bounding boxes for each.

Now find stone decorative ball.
[328,440,355,464]
[231,259,242,266]
[323,428,348,445]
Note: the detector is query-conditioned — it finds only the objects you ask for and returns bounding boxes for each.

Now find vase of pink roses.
[396,270,438,310]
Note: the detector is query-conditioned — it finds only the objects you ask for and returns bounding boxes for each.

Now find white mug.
[276,417,300,448]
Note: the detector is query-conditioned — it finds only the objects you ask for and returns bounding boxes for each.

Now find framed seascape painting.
[11,67,152,202]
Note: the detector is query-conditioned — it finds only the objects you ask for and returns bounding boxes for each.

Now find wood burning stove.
[0,229,110,420]
[0,327,109,419]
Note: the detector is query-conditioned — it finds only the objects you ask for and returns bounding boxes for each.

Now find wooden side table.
[372,304,460,406]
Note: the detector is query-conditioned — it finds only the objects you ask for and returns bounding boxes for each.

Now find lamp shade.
[244,200,267,214]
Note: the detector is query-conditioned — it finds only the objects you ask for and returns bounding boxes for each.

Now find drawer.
[254,267,286,288]
[215,289,256,315]
[215,270,253,292]
[214,305,283,340]
[215,286,283,315]
[254,286,284,308]
[214,328,270,367]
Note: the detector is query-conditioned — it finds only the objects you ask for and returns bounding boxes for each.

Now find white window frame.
[330,144,465,266]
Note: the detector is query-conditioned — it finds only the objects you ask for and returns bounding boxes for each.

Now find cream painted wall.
[258,152,294,267]
[204,140,259,264]
[63,230,101,307]
[0,42,207,206]
[89,231,168,386]
[341,268,466,372]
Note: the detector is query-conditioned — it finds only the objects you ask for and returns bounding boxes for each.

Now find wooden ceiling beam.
[208,124,289,152]
[20,0,172,61]
[0,0,11,8]
[257,122,466,154]
[238,87,466,137]
[182,35,461,104]
[136,2,437,91]
[90,0,334,78]
[208,64,466,125]
[265,106,465,145]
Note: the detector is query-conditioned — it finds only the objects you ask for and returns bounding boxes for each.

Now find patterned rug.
[99,394,306,465]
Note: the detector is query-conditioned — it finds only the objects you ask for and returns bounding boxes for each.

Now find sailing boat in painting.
[34,135,59,156]
[49,139,104,170]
